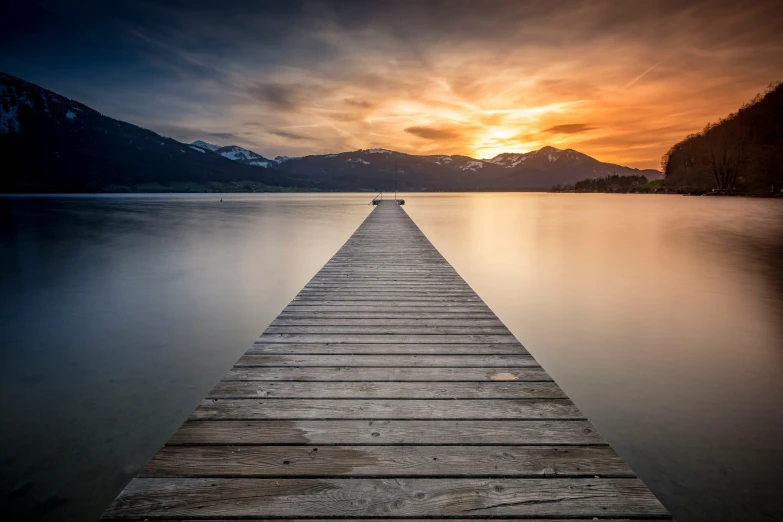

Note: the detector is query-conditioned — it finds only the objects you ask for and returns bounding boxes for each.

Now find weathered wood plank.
[107,519,665,522]
[281,305,493,313]
[167,420,608,445]
[140,445,633,477]
[257,334,520,344]
[297,289,478,295]
[109,519,665,522]
[301,282,475,287]
[308,272,461,276]
[101,200,670,521]
[318,265,457,269]
[247,342,528,354]
[235,354,537,367]
[224,367,553,381]
[305,281,469,286]
[190,399,583,420]
[271,318,505,326]
[208,381,566,399]
[301,286,473,291]
[293,295,484,302]
[263,325,512,335]
[277,311,499,318]
[102,478,669,518]
[309,274,464,277]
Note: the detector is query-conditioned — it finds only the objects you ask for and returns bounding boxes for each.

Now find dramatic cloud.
[405,126,464,141]
[203,131,244,140]
[2,0,782,167]
[271,130,313,141]
[542,124,597,135]
[250,83,303,111]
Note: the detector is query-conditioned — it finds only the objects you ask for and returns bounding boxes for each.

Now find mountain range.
[0,72,661,192]
[266,147,661,191]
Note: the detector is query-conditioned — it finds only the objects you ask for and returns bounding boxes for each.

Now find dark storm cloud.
[542,124,597,135]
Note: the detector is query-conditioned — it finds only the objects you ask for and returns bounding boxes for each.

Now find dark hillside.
[0,73,308,192]
[662,82,783,193]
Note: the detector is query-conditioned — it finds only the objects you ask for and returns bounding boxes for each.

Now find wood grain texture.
[208,381,566,399]
[167,419,608,445]
[140,445,633,477]
[108,519,665,522]
[101,200,670,520]
[270,315,508,322]
[281,303,492,308]
[223,367,554,381]
[104,517,671,522]
[102,478,669,518]
[257,334,519,344]
[276,311,500,319]
[235,354,537,367]
[262,325,513,335]
[189,399,584,420]
[247,342,528,354]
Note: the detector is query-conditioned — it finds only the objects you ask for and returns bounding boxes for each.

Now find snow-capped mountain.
[0,73,84,134]
[489,146,605,171]
[3,71,662,193]
[0,72,307,192]
[484,146,662,185]
[423,155,490,171]
[190,140,221,152]
[484,146,663,180]
[189,142,273,168]
[215,145,273,167]
[271,148,475,191]
[272,146,661,190]
[487,145,590,168]
[488,146,584,167]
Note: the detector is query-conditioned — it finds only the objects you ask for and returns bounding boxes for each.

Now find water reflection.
[1,193,781,521]
[0,194,371,520]
[404,193,783,521]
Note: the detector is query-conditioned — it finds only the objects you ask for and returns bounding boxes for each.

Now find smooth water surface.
[1,193,782,521]
[404,193,783,521]
[0,194,372,520]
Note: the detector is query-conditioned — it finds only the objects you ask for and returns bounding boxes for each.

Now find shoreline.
[549,190,782,198]
[2,190,781,198]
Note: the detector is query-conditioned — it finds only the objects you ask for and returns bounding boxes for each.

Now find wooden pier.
[102,200,671,520]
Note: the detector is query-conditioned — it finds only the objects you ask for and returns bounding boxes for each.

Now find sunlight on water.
[403,192,783,521]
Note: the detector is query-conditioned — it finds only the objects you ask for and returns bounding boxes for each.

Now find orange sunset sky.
[4,0,783,169]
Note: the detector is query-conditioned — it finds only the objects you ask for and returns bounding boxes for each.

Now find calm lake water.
[1,193,782,521]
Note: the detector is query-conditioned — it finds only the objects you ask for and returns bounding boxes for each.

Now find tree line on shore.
[551,174,651,193]
[663,81,782,193]
[553,81,783,195]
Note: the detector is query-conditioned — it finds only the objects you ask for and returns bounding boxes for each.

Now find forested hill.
[662,82,783,193]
